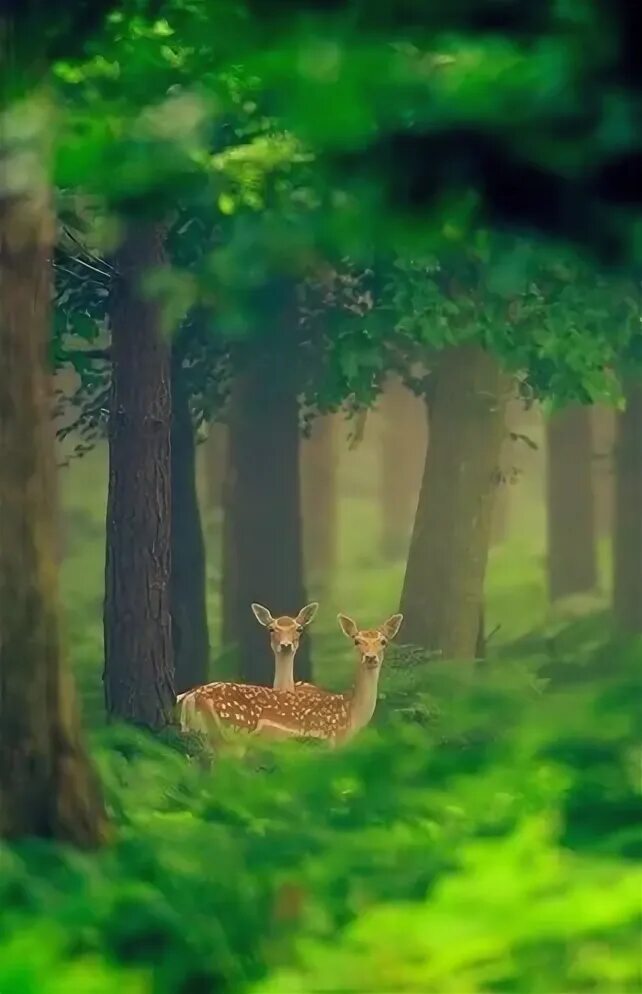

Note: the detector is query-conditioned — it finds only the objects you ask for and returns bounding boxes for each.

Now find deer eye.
[269,625,276,633]
[296,624,303,633]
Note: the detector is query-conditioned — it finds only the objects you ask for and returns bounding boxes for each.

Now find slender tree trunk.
[171,351,209,693]
[104,222,174,728]
[224,358,311,685]
[379,376,426,560]
[0,118,107,845]
[203,422,227,516]
[220,441,237,651]
[546,405,597,602]
[400,345,511,659]
[613,381,642,632]
[593,404,615,539]
[301,413,337,586]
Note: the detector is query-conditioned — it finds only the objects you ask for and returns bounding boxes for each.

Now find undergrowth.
[1,623,640,993]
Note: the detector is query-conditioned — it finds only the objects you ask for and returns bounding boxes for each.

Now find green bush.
[0,625,639,993]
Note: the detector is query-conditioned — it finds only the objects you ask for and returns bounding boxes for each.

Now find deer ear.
[296,602,319,627]
[382,613,403,641]
[337,614,359,639]
[251,603,274,627]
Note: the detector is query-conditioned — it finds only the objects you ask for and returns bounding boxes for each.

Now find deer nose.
[280,641,293,651]
[364,653,378,665]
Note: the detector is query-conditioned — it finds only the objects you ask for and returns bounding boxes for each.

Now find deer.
[178,612,403,747]
[251,601,329,693]
[176,601,322,739]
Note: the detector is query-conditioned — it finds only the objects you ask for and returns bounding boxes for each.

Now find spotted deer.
[176,602,321,738]
[251,601,327,693]
[252,613,403,745]
[179,612,403,747]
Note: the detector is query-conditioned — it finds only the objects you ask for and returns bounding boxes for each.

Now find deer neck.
[272,649,296,691]
[345,663,381,739]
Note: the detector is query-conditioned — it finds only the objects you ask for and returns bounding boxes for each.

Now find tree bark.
[399,345,511,659]
[546,404,597,602]
[0,126,108,845]
[379,376,426,560]
[613,381,642,632]
[223,358,311,685]
[171,351,209,693]
[593,403,615,538]
[301,413,338,587]
[104,222,175,728]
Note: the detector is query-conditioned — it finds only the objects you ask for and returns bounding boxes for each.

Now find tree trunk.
[613,381,642,632]
[593,404,615,538]
[301,413,337,587]
[379,376,426,560]
[400,345,511,659]
[104,222,174,728]
[203,422,227,516]
[490,429,513,546]
[223,360,311,685]
[220,441,238,651]
[546,404,597,602]
[171,351,209,693]
[0,132,107,845]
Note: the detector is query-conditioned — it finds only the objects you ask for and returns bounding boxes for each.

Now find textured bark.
[0,154,107,844]
[301,413,338,585]
[223,359,311,685]
[546,405,597,602]
[400,345,511,659]
[104,223,174,728]
[593,404,615,538]
[613,382,642,632]
[171,352,209,693]
[379,377,426,560]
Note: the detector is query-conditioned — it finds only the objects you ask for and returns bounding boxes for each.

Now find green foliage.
[243,2,642,263]
[385,239,641,404]
[47,0,642,435]
[0,625,639,993]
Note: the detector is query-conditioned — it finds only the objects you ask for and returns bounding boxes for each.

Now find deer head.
[251,602,319,691]
[251,602,318,654]
[337,612,404,671]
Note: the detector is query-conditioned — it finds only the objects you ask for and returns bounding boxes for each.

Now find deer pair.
[177,604,403,747]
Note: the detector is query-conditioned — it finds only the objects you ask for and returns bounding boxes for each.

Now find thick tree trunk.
[171,352,209,693]
[399,345,511,659]
[223,360,311,685]
[0,147,107,844]
[593,404,615,538]
[379,376,426,560]
[613,381,642,632]
[301,413,337,586]
[104,222,175,728]
[546,405,597,602]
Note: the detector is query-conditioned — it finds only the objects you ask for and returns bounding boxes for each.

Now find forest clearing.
[0,2,640,992]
